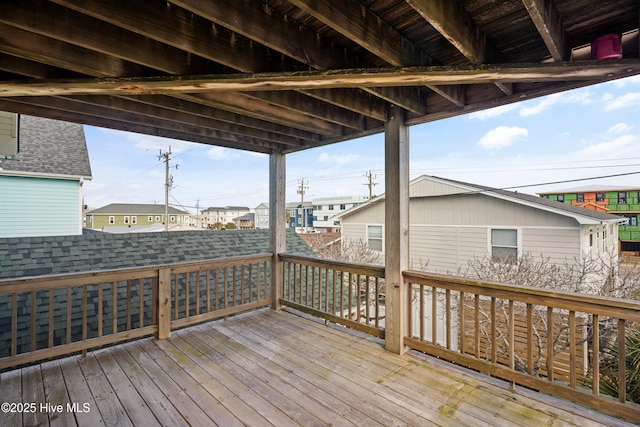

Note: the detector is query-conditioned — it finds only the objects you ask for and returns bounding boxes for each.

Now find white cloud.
[476,126,528,150]
[578,134,638,155]
[519,91,593,117]
[317,152,359,165]
[608,122,632,134]
[604,92,640,111]
[612,74,640,87]
[468,104,518,120]
[206,146,231,160]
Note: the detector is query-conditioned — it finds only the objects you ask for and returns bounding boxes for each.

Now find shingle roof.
[87,203,188,215]
[0,229,314,279]
[0,115,92,179]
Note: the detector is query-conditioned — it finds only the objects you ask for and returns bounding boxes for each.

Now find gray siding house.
[340,175,624,275]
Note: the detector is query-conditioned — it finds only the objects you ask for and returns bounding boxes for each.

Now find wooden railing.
[280,253,385,338]
[403,269,640,423]
[0,254,271,370]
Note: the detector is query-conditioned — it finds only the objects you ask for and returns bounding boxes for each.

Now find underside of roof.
[1,0,639,154]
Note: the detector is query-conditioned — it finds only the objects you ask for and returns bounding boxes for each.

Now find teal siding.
[0,176,80,237]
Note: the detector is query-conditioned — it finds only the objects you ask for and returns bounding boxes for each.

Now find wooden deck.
[0,309,634,427]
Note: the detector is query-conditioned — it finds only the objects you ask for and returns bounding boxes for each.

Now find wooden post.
[384,104,409,354]
[270,151,286,310]
[157,267,171,339]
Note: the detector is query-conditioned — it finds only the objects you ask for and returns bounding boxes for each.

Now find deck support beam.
[384,105,410,354]
[270,151,286,310]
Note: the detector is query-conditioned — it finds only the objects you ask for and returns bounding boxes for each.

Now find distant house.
[340,176,624,278]
[0,113,92,238]
[85,203,189,231]
[202,206,250,229]
[538,186,640,255]
[234,212,255,230]
[287,201,313,232]
[312,195,369,232]
[254,202,269,229]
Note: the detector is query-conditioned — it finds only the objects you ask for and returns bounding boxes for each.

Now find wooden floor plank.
[3,308,637,427]
[40,360,77,427]
[150,337,284,427]
[77,353,134,427]
[121,342,215,427]
[176,329,343,427]
[185,326,372,427]
[232,310,592,427]
[0,369,24,427]
[58,356,106,427]
[209,316,444,426]
[21,364,49,427]
[133,340,246,427]
[106,346,189,427]
[93,349,162,427]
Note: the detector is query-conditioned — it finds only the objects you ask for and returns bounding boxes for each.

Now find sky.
[83,74,640,212]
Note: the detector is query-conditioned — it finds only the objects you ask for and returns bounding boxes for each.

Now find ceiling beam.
[3,61,638,96]
[405,0,489,64]
[0,98,279,153]
[428,85,465,107]
[521,0,566,61]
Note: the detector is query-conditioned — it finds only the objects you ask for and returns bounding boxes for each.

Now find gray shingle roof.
[0,115,92,178]
[0,229,314,279]
[87,203,188,215]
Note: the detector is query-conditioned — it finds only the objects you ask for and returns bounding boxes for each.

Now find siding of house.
[0,176,81,237]
[521,228,581,263]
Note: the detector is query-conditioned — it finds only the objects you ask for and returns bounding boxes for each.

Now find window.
[541,195,549,199]
[313,216,317,221]
[328,205,334,210]
[596,193,605,202]
[108,216,115,224]
[132,216,137,224]
[557,194,564,203]
[124,216,130,224]
[576,193,584,202]
[618,192,627,204]
[624,214,638,226]
[490,229,517,261]
[367,225,383,252]
[340,204,346,210]
[324,216,328,221]
[155,216,160,222]
[148,216,153,222]
[170,215,175,222]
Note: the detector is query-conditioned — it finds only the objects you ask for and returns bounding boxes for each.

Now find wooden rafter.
[521,0,566,61]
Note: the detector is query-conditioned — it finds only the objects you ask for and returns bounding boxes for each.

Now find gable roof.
[340,175,625,225]
[0,229,313,280]
[0,115,92,179]
[87,203,188,215]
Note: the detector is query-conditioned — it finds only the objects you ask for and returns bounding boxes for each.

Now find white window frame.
[367,224,384,252]
[170,215,176,222]
[155,216,160,222]
[124,216,130,224]
[488,228,520,262]
[148,216,153,222]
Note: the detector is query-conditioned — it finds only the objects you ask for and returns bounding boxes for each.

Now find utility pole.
[196,198,200,228]
[364,170,378,199]
[297,178,309,233]
[158,146,177,232]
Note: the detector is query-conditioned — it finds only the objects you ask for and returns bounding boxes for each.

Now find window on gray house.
[491,229,517,262]
[367,225,383,252]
